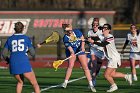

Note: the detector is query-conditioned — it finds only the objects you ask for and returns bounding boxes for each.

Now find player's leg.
[62,56,76,88]
[65,56,76,80]
[110,70,132,85]
[104,67,118,92]
[130,58,137,81]
[78,54,96,92]
[96,58,103,76]
[104,67,116,85]
[19,74,24,82]
[90,54,98,86]
[14,74,24,93]
[24,71,40,93]
[87,53,92,71]
[91,54,97,77]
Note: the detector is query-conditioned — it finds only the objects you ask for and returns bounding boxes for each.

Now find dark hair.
[130,24,140,35]
[14,22,24,33]
[103,24,111,30]
[91,18,99,25]
[130,24,137,29]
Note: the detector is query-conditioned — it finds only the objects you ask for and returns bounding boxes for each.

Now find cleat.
[133,75,138,81]
[61,82,67,88]
[90,86,96,92]
[107,85,118,92]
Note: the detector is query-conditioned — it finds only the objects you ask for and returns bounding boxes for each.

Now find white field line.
[35,76,86,93]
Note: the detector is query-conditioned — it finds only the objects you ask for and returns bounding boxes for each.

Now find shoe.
[107,85,118,92]
[133,75,138,81]
[61,82,67,88]
[125,74,132,85]
[90,86,96,92]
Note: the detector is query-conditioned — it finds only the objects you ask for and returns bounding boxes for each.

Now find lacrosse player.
[121,24,140,81]
[61,24,96,92]
[87,18,105,86]
[2,22,40,93]
[92,23,132,92]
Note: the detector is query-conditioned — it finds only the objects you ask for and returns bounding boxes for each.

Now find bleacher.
[115,38,130,59]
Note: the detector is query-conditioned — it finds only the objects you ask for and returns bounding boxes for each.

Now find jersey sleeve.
[26,37,33,48]
[74,29,83,38]
[105,35,114,43]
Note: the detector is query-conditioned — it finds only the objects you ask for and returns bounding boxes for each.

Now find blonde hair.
[62,24,72,30]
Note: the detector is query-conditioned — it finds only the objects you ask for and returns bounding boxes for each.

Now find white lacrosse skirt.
[107,55,121,68]
[130,52,140,60]
[90,47,105,59]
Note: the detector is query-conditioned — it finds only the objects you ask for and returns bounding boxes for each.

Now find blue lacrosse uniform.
[4,34,33,75]
[63,29,85,57]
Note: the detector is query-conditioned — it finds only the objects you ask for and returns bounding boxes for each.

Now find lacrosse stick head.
[53,60,64,71]
[45,31,59,43]
[69,35,78,42]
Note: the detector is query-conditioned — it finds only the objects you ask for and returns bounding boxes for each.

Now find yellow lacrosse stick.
[45,31,59,43]
[37,31,60,48]
[53,51,83,71]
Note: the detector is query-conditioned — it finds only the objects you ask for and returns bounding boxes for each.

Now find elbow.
[28,47,35,57]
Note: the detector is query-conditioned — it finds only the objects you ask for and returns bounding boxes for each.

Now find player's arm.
[37,41,46,48]
[67,46,76,58]
[2,48,10,64]
[28,47,35,58]
[80,35,85,52]
[90,36,100,41]
[94,41,110,47]
[63,37,75,56]
[121,40,129,53]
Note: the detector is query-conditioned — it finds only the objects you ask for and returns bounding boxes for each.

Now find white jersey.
[88,29,103,51]
[99,34,121,67]
[127,32,140,52]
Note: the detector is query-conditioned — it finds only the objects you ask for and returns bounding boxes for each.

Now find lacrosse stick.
[53,51,87,71]
[37,31,59,48]
[120,53,124,62]
[68,36,99,43]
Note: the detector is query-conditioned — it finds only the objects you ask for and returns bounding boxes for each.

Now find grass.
[0,68,140,93]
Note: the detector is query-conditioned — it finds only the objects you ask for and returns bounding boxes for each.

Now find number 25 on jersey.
[12,39,25,52]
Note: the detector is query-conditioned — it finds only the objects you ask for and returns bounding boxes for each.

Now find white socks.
[64,80,68,84]
[111,83,117,87]
[89,80,93,86]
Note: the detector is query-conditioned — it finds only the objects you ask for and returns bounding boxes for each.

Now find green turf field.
[0,68,140,93]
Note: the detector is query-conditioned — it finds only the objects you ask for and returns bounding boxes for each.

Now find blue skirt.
[9,56,32,75]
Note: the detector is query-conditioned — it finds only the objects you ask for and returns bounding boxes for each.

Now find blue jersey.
[4,34,33,75]
[63,29,84,57]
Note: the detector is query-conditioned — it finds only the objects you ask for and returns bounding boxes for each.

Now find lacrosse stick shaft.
[63,51,83,61]
[63,51,90,61]
[119,51,140,53]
